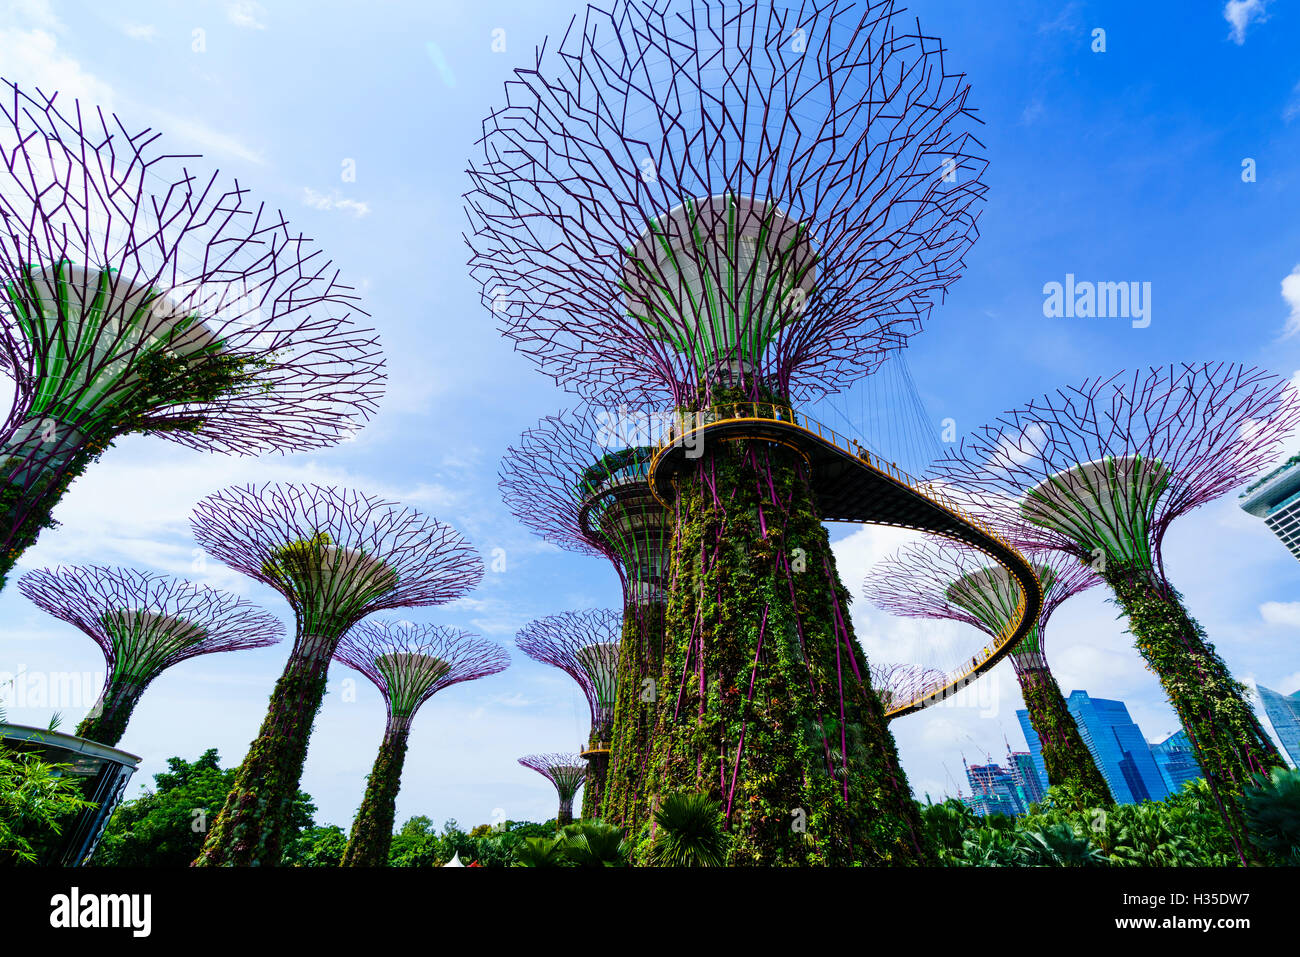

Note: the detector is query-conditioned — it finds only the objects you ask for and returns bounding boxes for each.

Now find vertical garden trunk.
[1015,663,1113,805]
[581,739,610,820]
[193,636,334,866]
[602,600,667,832]
[75,679,148,748]
[643,436,929,865]
[341,719,411,866]
[1104,560,1282,863]
[557,795,575,827]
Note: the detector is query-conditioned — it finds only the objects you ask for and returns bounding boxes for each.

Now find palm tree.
[514,835,567,867]
[1243,767,1300,865]
[648,793,727,867]
[559,820,627,866]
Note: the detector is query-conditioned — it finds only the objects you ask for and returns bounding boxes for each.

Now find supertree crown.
[465,0,987,406]
[869,662,947,716]
[515,609,622,729]
[333,619,510,722]
[0,80,385,455]
[17,565,284,683]
[927,363,1300,576]
[190,483,484,641]
[518,752,587,800]
[500,407,673,600]
[864,537,1099,671]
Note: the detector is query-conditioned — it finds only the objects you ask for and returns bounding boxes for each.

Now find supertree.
[500,408,673,830]
[865,539,1112,803]
[467,0,988,864]
[16,565,283,746]
[515,609,623,820]
[332,620,509,866]
[0,81,384,590]
[189,483,483,866]
[930,363,1300,861]
[519,752,587,827]
[868,663,946,717]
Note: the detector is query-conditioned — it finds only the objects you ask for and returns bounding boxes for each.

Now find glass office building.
[1008,750,1047,805]
[1018,690,1171,804]
[963,760,1027,817]
[1151,729,1203,793]
[1252,683,1300,768]
[1239,453,1300,561]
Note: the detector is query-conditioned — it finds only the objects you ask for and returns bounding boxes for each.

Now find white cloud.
[0,26,114,106]
[2,0,60,30]
[0,4,264,167]
[151,110,265,165]
[1282,265,1300,337]
[302,187,371,218]
[1260,600,1300,627]
[1224,0,1269,45]
[226,1,268,30]
[123,24,157,41]
[1285,81,1300,122]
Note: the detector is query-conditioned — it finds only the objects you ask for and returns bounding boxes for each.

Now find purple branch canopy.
[499,408,619,562]
[0,80,385,459]
[518,752,588,798]
[189,483,484,642]
[515,609,622,730]
[465,0,987,407]
[17,564,284,683]
[869,662,947,715]
[500,406,673,599]
[333,619,510,721]
[864,536,1099,669]
[927,363,1300,573]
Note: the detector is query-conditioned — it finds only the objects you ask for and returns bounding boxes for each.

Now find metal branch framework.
[928,362,1300,860]
[16,564,283,746]
[868,662,946,716]
[519,751,587,826]
[190,483,484,645]
[929,363,1300,576]
[332,620,509,866]
[0,80,385,585]
[865,537,1099,673]
[500,407,673,603]
[465,0,987,407]
[335,620,510,725]
[191,483,483,867]
[516,609,622,734]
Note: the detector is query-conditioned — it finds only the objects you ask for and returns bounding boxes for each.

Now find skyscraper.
[1009,750,1048,805]
[1016,710,1051,796]
[1018,690,1171,804]
[1250,683,1300,767]
[1151,729,1204,793]
[1239,454,1300,561]
[964,760,1026,817]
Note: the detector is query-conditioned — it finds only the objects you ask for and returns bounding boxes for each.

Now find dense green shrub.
[917,776,1293,867]
[0,744,96,865]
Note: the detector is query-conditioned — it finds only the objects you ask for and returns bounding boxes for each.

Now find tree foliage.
[92,749,317,866]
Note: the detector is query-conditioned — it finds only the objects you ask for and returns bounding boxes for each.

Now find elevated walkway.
[649,402,1042,717]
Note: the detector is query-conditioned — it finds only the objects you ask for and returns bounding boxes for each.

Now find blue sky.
[2,0,1299,830]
